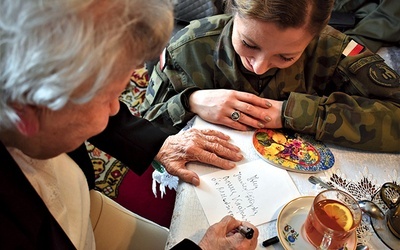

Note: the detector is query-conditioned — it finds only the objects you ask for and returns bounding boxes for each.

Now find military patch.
[342,40,364,56]
[368,62,400,87]
[349,54,383,73]
[159,48,167,70]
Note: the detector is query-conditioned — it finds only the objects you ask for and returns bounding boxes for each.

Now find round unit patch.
[368,62,400,87]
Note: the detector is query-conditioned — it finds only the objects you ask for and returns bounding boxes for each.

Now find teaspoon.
[356,244,369,250]
[358,200,385,220]
[308,176,332,189]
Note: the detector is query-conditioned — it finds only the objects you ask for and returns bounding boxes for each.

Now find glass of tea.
[304,189,361,249]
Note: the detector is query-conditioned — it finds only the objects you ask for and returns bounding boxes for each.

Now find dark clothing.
[0,143,76,250]
[333,0,400,52]
[172,239,202,249]
[0,102,198,249]
[86,103,169,188]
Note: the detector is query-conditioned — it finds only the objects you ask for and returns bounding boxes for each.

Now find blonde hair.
[0,0,173,129]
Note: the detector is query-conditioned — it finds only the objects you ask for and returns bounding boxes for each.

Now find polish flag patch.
[342,40,364,56]
[159,48,166,70]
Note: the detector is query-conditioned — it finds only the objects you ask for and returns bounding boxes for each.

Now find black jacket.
[0,103,199,249]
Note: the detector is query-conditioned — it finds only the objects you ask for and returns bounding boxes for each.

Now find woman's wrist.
[280,100,287,128]
[181,88,199,112]
[187,89,201,113]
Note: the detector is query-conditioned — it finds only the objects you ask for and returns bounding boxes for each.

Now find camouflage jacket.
[140,14,400,152]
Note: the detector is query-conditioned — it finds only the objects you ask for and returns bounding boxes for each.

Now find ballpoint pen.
[237,225,254,239]
[262,236,279,247]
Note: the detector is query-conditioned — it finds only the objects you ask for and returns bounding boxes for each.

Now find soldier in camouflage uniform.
[140,0,400,153]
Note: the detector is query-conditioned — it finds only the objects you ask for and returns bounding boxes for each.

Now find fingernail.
[258,122,264,128]
[236,153,243,159]
[192,177,200,186]
[266,102,272,107]
[229,161,237,168]
[265,116,271,121]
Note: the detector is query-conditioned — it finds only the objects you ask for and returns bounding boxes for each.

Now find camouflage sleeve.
[283,50,400,152]
[139,58,199,134]
[140,15,229,133]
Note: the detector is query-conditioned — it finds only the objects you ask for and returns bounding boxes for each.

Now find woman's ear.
[12,104,40,136]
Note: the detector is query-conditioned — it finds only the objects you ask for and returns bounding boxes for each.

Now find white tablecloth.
[165,119,400,250]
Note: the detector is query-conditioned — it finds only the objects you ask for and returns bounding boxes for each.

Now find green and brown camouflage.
[140,14,400,152]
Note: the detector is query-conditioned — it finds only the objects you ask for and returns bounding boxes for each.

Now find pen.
[237,225,254,239]
[262,236,279,247]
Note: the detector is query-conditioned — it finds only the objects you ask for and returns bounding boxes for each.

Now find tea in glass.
[304,189,361,249]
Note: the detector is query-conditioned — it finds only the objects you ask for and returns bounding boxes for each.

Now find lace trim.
[318,167,399,247]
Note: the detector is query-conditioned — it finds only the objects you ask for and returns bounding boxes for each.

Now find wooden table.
[165,118,400,250]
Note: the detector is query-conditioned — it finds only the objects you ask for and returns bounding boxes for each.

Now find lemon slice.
[323,203,353,231]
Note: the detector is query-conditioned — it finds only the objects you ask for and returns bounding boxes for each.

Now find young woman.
[141,0,400,153]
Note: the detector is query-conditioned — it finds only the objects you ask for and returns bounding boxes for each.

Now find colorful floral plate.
[277,196,356,250]
[252,129,335,173]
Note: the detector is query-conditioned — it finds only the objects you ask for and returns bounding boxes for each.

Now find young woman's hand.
[189,89,283,131]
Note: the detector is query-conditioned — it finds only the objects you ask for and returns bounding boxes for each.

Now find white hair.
[0,0,173,130]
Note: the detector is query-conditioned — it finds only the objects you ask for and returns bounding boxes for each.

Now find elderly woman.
[141,0,400,153]
[0,0,258,249]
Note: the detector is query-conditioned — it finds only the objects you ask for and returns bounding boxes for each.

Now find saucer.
[276,196,357,250]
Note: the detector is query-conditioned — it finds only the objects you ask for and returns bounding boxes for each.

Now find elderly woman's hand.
[189,89,284,131]
[199,215,259,250]
[155,128,243,186]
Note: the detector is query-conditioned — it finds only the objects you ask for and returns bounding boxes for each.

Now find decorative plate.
[277,196,356,250]
[252,129,335,173]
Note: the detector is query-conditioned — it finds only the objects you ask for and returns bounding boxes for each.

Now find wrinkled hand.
[155,128,243,186]
[189,89,284,131]
[199,215,259,250]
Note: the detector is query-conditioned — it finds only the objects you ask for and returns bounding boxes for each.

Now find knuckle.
[244,104,253,112]
[206,135,219,142]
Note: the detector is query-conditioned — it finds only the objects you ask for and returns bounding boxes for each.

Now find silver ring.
[231,110,241,121]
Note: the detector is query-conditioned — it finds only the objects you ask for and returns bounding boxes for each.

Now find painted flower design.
[253,129,332,171]
[282,224,299,245]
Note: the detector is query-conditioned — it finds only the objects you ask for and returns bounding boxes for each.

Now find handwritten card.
[190,117,261,164]
[194,159,300,226]
[188,117,300,226]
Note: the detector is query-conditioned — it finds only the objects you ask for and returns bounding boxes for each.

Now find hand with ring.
[231,110,241,121]
[189,89,284,131]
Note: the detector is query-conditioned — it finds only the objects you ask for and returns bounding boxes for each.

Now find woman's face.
[30,65,135,159]
[231,15,314,75]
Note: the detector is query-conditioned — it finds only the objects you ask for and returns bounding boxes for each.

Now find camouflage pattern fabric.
[333,0,400,52]
[140,14,400,152]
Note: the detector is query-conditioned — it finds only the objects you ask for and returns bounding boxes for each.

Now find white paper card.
[195,159,300,226]
[191,117,260,162]
[189,116,300,225]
